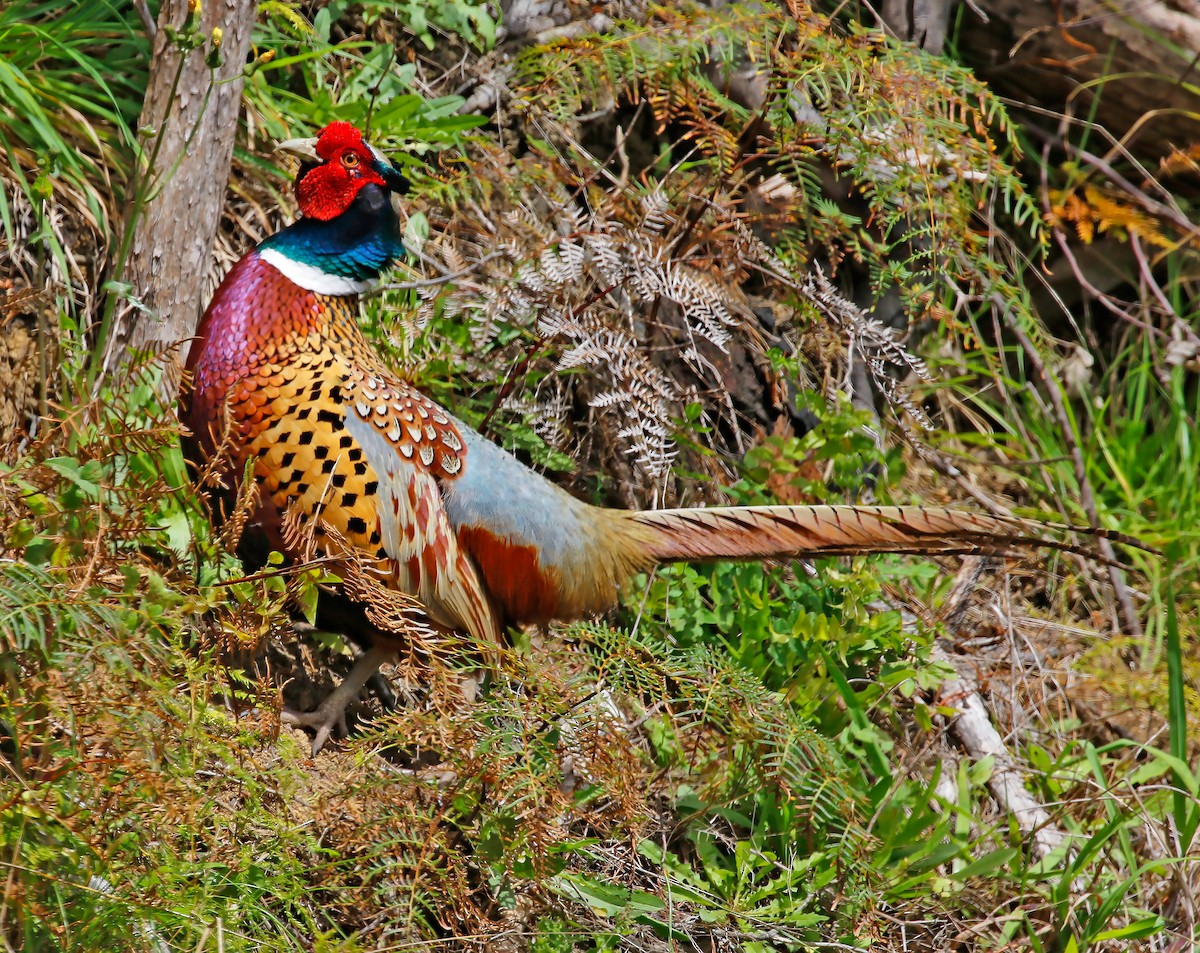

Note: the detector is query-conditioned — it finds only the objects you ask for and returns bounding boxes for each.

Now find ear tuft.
[314,121,364,159]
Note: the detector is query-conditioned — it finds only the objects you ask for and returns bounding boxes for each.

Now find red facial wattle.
[294,161,382,221]
[292,121,408,221]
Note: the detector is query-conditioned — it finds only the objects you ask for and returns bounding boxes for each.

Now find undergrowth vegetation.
[1,1,1197,950]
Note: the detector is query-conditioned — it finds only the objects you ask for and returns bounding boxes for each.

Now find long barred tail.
[624,505,1098,564]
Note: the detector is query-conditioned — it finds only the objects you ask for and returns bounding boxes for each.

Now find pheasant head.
[254,121,410,295]
[280,120,410,221]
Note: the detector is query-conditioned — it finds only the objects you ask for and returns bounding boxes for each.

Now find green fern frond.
[0,560,126,664]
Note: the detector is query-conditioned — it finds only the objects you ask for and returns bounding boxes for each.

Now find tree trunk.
[110,0,256,392]
[881,0,953,52]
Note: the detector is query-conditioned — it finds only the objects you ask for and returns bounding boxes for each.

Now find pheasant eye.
[342,152,360,168]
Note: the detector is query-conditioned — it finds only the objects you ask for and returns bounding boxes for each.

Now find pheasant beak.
[274,135,321,162]
[366,143,411,194]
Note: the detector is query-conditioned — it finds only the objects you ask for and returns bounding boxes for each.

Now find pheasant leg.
[282,644,395,756]
[365,669,398,710]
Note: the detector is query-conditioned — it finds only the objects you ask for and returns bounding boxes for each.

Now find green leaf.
[950,847,1019,882]
[295,573,320,626]
[1092,917,1164,942]
[44,456,102,498]
[160,510,193,558]
[553,873,664,917]
[403,211,429,254]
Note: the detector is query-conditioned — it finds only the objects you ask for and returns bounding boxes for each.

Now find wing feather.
[243,352,501,657]
[341,366,502,656]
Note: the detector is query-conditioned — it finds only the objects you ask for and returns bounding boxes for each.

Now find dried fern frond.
[406,163,766,486]
[401,151,942,499]
[1049,183,1179,250]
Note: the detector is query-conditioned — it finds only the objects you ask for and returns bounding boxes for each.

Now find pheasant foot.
[282,645,395,756]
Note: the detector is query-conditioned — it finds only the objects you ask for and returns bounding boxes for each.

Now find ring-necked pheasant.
[181,122,1080,754]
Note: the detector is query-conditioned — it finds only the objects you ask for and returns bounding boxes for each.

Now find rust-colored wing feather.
[340,366,502,658]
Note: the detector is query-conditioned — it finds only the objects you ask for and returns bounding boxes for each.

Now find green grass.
[0,0,146,263]
[949,320,1200,689]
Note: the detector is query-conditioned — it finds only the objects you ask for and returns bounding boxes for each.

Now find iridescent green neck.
[259,183,404,293]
